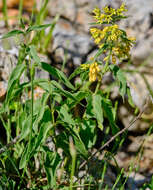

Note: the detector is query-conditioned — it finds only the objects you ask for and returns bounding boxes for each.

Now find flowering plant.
[81,3,136,85]
[0,2,138,189]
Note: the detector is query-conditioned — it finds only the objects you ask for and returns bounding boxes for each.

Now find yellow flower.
[94,37,101,44]
[98,43,104,49]
[112,54,116,64]
[103,6,110,14]
[81,64,90,70]
[90,4,135,62]
[92,3,127,25]
[112,47,120,55]
[93,7,101,16]
[104,15,112,23]
[89,62,100,82]
[116,3,127,16]
[103,56,109,62]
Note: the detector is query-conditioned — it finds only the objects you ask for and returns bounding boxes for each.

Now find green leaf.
[35,121,52,150]
[6,64,26,103]
[56,132,70,156]
[19,115,31,141]
[86,94,94,118]
[59,105,75,126]
[127,87,135,108]
[92,94,104,130]
[33,93,50,132]
[73,134,88,159]
[80,70,89,82]
[110,65,127,99]
[29,45,41,65]
[32,107,53,154]
[1,30,24,39]
[34,79,54,93]
[35,79,76,102]
[101,97,119,135]
[68,91,89,109]
[44,151,61,188]
[51,80,76,101]
[19,144,28,169]
[79,120,97,149]
[40,62,75,90]
[68,66,83,81]
[19,137,36,169]
[26,24,53,33]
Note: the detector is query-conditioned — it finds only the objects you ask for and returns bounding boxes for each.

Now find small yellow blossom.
[92,3,127,25]
[99,43,104,49]
[94,37,101,44]
[116,3,127,16]
[103,6,110,14]
[89,62,100,82]
[103,56,109,62]
[81,64,90,70]
[112,54,116,64]
[112,47,120,55]
[93,7,101,17]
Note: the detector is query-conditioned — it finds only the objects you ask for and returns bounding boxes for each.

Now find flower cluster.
[89,62,100,82]
[81,63,90,70]
[80,3,135,82]
[90,24,122,47]
[81,62,101,82]
[93,3,127,24]
[90,23,135,63]
[90,3,136,65]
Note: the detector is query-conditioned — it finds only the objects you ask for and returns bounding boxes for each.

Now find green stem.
[70,154,76,190]
[69,138,76,190]
[2,0,8,27]
[94,81,101,94]
[29,63,35,152]
[7,108,11,143]
[19,0,23,24]
[98,162,107,190]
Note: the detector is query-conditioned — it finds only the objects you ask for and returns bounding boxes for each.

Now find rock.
[128,172,151,188]
[128,136,145,152]
[48,0,77,22]
[52,24,93,65]
[0,81,6,101]
[118,105,151,132]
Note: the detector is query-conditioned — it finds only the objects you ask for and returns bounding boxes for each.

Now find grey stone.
[48,0,77,22]
[53,24,93,65]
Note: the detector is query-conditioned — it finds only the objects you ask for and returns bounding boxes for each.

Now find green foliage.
[0,2,151,190]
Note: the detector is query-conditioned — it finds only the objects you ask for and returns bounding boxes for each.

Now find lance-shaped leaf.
[6,64,26,103]
[110,65,127,99]
[92,94,104,130]
[40,62,75,90]
[26,23,53,34]
[1,30,24,39]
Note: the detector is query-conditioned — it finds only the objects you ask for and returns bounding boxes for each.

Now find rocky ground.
[0,0,153,189]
